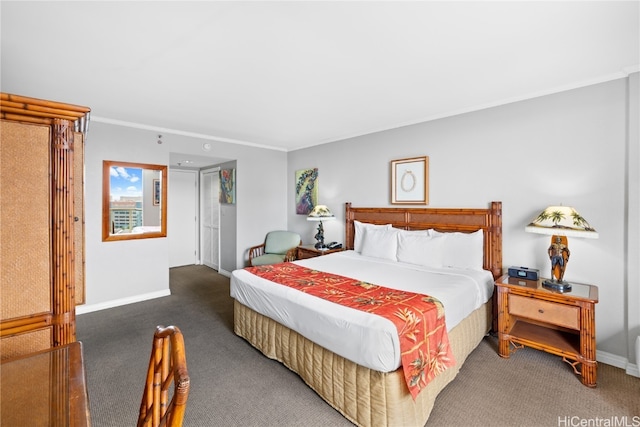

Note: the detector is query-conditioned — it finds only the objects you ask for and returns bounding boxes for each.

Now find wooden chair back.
[138,326,190,427]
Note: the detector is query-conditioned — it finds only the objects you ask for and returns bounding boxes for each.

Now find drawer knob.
[538,309,544,314]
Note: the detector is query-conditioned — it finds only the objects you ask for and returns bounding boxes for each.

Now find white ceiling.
[1,1,638,153]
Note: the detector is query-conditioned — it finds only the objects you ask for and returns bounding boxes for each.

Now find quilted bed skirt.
[233,299,492,427]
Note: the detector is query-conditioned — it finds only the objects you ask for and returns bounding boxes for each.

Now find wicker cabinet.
[496,274,598,387]
[0,93,90,359]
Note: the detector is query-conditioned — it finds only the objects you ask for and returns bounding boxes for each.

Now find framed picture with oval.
[391,156,429,204]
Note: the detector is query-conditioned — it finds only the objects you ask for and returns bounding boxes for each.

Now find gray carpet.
[77,265,640,427]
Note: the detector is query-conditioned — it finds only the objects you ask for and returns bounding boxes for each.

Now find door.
[168,169,197,267]
[200,167,220,270]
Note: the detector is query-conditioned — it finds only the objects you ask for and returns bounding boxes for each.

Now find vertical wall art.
[153,179,161,206]
[295,168,318,214]
[220,168,236,204]
[391,156,429,204]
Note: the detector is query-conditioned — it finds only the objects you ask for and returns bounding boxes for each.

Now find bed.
[230,201,502,427]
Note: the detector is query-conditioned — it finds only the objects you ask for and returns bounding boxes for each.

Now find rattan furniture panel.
[496,274,598,387]
[73,130,85,305]
[0,328,52,360]
[0,93,90,359]
[345,201,503,279]
[0,122,51,319]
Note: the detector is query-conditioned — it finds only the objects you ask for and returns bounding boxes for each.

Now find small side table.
[297,245,344,260]
[496,274,599,387]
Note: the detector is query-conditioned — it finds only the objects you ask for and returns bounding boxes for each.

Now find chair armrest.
[284,246,299,262]
[249,243,266,266]
[284,240,302,262]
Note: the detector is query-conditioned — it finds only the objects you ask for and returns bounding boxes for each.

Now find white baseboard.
[218,268,232,278]
[76,290,171,315]
[597,349,640,378]
[192,261,231,278]
[77,268,232,315]
[626,364,640,377]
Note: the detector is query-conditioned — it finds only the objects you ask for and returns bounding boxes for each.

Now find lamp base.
[542,279,572,292]
[313,221,325,250]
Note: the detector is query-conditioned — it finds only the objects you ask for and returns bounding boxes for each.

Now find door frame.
[168,169,198,267]
[199,167,220,270]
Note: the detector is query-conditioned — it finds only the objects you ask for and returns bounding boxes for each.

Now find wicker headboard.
[345,201,503,279]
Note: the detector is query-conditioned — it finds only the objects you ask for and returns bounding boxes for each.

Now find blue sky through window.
[109,167,142,200]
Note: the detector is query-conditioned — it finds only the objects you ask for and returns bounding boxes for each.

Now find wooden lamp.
[307,205,335,249]
[525,205,598,291]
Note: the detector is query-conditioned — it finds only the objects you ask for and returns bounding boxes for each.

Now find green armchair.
[248,230,301,266]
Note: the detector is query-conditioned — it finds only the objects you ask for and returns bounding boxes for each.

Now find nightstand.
[495,274,599,387]
[296,245,344,260]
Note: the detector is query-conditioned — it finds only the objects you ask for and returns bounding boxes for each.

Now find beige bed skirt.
[233,299,492,427]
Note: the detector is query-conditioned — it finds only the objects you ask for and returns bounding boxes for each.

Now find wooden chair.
[138,326,190,427]
[248,230,301,266]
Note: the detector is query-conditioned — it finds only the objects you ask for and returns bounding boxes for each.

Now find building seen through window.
[110,197,143,233]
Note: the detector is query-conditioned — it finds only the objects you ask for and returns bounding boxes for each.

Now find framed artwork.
[391,156,429,204]
[295,168,318,214]
[219,168,236,204]
[153,179,161,206]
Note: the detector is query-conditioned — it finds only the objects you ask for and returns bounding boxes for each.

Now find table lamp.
[525,205,598,292]
[307,205,335,249]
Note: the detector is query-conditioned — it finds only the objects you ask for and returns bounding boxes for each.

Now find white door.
[168,169,197,267]
[200,168,220,270]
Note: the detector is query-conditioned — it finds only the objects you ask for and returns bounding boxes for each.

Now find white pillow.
[397,233,444,268]
[397,228,432,237]
[354,220,392,253]
[360,227,398,261]
[440,230,484,270]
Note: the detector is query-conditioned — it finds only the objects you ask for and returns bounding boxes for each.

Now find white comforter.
[230,250,494,373]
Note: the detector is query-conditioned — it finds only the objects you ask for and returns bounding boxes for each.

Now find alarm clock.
[507,266,539,281]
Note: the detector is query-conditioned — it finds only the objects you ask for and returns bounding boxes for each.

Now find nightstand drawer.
[508,294,580,330]
[296,248,316,260]
[296,245,344,260]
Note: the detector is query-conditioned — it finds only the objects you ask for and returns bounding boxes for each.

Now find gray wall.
[79,73,638,372]
[82,122,288,310]
[627,72,640,367]
[287,74,639,369]
[217,160,238,274]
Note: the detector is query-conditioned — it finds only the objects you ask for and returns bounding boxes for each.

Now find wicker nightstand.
[496,274,599,387]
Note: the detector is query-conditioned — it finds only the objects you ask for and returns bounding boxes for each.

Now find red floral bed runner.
[245,263,456,399]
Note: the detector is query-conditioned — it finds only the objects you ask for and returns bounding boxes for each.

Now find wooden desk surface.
[1,341,91,427]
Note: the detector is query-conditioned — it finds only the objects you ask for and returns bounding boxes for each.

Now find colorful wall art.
[295,168,318,214]
[220,168,236,204]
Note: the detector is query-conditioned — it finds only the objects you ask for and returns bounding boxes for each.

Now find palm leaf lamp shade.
[525,206,598,291]
[307,205,335,249]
